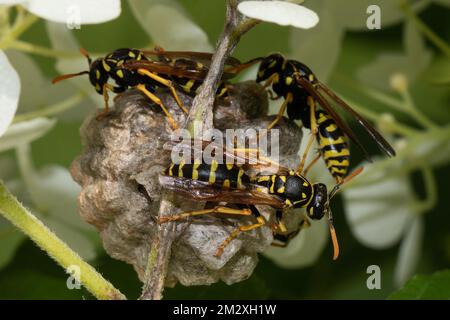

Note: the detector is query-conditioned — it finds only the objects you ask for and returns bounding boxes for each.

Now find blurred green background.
[0,0,449,299]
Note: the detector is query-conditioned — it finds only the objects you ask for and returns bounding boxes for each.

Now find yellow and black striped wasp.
[123,46,241,99]
[52,48,241,129]
[158,139,362,259]
[124,50,395,182]
[232,53,396,182]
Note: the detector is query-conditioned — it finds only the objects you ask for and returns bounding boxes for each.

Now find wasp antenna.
[342,166,364,185]
[225,57,264,75]
[153,45,165,53]
[52,71,89,84]
[329,222,340,261]
[79,48,92,64]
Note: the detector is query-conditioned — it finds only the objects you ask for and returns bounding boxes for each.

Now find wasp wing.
[317,81,396,157]
[140,49,242,67]
[294,75,373,162]
[159,175,286,208]
[161,138,291,176]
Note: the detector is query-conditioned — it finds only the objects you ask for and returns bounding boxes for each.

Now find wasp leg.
[158,206,252,223]
[268,92,293,130]
[215,214,267,257]
[262,72,278,89]
[96,84,120,120]
[136,84,178,129]
[302,152,321,177]
[297,96,318,173]
[137,68,188,114]
[271,213,310,247]
[267,90,281,101]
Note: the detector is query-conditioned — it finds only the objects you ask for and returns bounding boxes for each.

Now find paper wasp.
[158,139,362,259]
[124,50,395,182]
[123,46,241,99]
[52,48,235,129]
[233,53,396,182]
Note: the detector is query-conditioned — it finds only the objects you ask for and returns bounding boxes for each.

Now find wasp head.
[88,58,109,94]
[256,53,285,82]
[306,183,328,220]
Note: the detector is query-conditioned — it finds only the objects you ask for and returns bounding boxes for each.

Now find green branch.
[13,93,85,124]
[0,182,126,300]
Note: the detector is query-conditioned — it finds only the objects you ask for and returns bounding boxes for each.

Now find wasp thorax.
[306,183,328,220]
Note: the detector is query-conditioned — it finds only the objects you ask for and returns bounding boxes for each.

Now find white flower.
[0,0,122,137]
[342,159,425,287]
[0,0,121,24]
[238,0,319,29]
[0,51,20,137]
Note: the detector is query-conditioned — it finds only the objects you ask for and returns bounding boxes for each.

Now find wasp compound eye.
[307,183,328,220]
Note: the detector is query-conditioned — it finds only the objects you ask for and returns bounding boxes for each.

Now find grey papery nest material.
[70,81,303,286]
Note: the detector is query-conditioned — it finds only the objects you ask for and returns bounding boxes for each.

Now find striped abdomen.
[165,160,249,190]
[316,110,350,181]
[254,171,313,208]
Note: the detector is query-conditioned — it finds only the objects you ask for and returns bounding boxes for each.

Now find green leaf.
[389,270,450,299]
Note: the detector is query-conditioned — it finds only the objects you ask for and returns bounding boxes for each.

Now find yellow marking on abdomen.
[326,159,350,168]
[178,160,185,178]
[223,179,230,188]
[237,169,245,189]
[323,149,350,159]
[331,167,347,174]
[168,163,175,176]
[320,136,346,147]
[269,175,276,193]
[209,160,218,184]
[192,160,201,180]
[116,69,124,78]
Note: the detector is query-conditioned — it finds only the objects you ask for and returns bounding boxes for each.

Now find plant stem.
[140,197,176,300]
[187,0,258,135]
[0,13,38,49]
[9,40,80,58]
[414,166,438,213]
[401,0,450,58]
[13,93,85,123]
[0,181,126,300]
[400,87,437,130]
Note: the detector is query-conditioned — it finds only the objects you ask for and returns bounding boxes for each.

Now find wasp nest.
[70,81,303,287]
